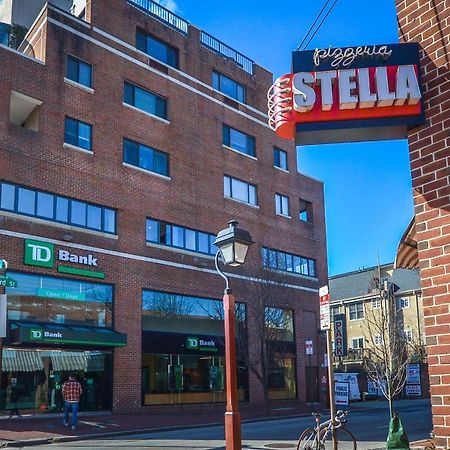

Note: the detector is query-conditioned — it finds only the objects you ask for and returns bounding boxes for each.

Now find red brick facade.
[0,0,327,414]
[396,1,450,446]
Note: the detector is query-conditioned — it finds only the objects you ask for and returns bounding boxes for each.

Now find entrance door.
[305,366,319,403]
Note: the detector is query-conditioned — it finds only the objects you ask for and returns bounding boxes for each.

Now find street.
[29,399,431,450]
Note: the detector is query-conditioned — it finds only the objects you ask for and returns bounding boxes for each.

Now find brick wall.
[396,1,450,447]
[0,0,328,413]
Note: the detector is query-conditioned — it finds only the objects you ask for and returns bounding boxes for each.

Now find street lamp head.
[0,259,7,271]
[214,220,254,267]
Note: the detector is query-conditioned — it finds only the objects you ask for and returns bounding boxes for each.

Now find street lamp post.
[214,220,253,450]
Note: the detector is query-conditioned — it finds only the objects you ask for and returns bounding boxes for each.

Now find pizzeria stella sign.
[268,43,425,145]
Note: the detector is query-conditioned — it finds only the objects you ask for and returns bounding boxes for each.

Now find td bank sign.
[24,239,104,279]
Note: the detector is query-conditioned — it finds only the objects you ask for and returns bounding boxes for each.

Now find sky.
[157,0,415,277]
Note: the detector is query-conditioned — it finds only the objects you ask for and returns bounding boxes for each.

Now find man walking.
[62,375,83,430]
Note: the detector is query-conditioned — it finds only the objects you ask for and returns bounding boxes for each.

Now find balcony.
[127,0,189,35]
[127,0,254,75]
[200,31,254,75]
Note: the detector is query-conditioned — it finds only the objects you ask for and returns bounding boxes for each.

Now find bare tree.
[237,270,297,404]
[362,278,415,418]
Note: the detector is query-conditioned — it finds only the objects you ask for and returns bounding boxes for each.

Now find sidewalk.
[0,404,311,448]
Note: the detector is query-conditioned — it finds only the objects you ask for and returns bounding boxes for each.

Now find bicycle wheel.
[319,427,356,450]
[297,427,319,450]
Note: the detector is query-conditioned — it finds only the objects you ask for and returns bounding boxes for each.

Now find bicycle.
[296,410,357,450]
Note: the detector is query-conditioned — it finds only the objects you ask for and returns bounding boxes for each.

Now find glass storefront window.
[6,272,113,327]
[267,356,296,400]
[0,349,112,415]
[265,307,294,342]
[142,290,248,405]
[142,353,248,405]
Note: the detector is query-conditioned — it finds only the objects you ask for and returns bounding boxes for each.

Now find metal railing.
[200,31,254,75]
[127,0,189,35]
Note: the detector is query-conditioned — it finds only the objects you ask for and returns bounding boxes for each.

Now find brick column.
[396,1,450,447]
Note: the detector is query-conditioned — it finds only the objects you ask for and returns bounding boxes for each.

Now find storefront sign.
[186,336,218,352]
[335,381,350,406]
[24,239,105,279]
[333,314,347,357]
[36,288,86,301]
[268,43,424,145]
[0,276,17,287]
[11,322,127,347]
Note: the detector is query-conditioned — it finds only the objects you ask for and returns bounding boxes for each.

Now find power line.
[296,0,331,51]
[302,0,338,50]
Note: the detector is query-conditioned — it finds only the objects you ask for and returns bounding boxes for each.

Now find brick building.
[0,0,327,415]
[395,0,450,447]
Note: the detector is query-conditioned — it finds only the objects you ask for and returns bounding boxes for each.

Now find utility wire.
[296,0,331,51]
[302,0,338,50]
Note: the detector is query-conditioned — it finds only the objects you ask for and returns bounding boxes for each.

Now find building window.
[404,329,413,343]
[299,199,313,223]
[212,71,245,103]
[123,138,169,177]
[66,55,92,88]
[372,299,381,309]
[373,335,383,346]
[146,218,217,256]
[136,30,179,68]
[224,175,257,206]
[331,306,340,323]
[349,303,364,320]
[352,337,364,349]
[142,290,248,405]
[0,181,116,234]
[64,117,92,151]
[123,81,168,120]
[261,247,316,278]
[265,307,294,341]
[6,272,113,327]
[222,125,255,157]
[275,193,290,217]
[397,297,410,309]
[274,148,288,171]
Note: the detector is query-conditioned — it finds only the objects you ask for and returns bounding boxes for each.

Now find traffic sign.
[319,285,330,330]
[306,340,313,355]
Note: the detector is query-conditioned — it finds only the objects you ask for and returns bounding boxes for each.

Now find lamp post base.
[225,411,242,450]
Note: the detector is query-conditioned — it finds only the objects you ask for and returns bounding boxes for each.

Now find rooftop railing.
[200,31,254,75]
[127,0,189,35]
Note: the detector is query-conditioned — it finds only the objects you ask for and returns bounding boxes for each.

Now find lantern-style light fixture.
[214,220,254,267]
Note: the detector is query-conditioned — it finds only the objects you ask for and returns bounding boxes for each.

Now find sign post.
[320,285,337,450]
[0,259,8,401]
[306,340,314,410]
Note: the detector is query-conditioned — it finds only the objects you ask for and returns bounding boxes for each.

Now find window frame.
[212,71,246,103]
[222,125,256,158]
[146,218,217,257]
[123,80,168,121]
[224,175,257,206]
[0,181,117,234]
[136,30,179,69]
[66,54,93,89]
[64,116,92,151]
[261,247,316,278]
[273,147,288,171]
[123,138,170,178]
[275,193,290,217]
[349,302,365,320]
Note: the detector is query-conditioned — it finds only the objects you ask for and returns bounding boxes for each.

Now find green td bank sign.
[24,239,105,279]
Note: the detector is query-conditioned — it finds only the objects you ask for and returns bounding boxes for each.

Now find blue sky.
[159,0,415,276]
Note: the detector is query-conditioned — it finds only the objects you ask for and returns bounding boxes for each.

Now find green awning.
[9,322,127,348]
